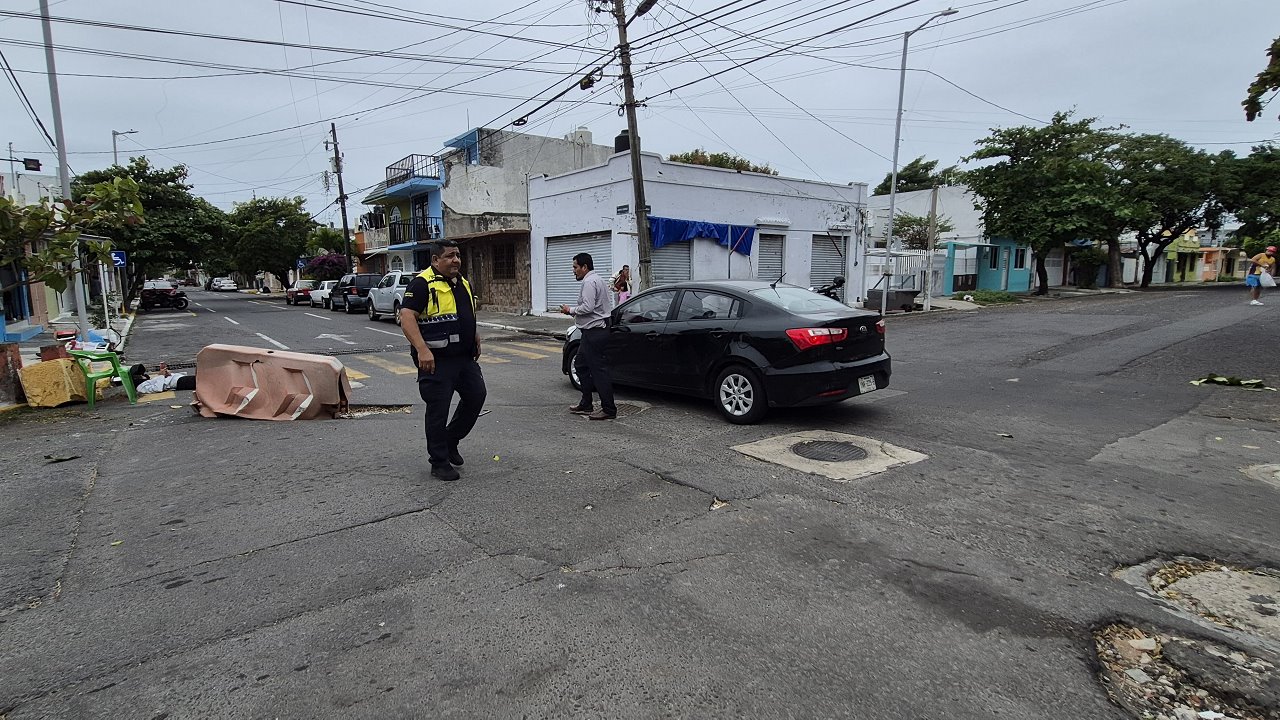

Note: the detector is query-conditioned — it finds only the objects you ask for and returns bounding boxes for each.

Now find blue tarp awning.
[649,216,755,256]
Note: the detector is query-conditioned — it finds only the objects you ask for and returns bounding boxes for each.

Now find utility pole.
[923,185,939,311]
[610,0,654,290]
[328,123,353,272]
[40,0,91,341]
[7,142,15,198]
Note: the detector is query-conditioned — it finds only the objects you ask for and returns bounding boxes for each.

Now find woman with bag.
[1245,246,1276,306]
[612,264,632,304]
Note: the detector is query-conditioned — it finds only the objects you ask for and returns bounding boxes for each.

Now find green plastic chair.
[68,350,137,410]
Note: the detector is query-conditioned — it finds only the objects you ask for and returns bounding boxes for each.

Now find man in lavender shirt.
[560,252,616,420]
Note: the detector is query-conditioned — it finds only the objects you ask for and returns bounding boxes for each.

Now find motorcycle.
[810,275,845,301]
[138,287,190,311]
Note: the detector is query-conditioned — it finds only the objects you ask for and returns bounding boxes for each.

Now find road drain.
[1094,623,1276,720]
[790,440,868,462]
[339,405,412,419]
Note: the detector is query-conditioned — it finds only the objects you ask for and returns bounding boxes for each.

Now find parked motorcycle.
[138,287,190,311]
[810,275,845,301]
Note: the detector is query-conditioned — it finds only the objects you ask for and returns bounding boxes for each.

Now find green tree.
[667,148,778,175]
[73,158,227,302]
[0,177,142,293]
[307,226,345,257]
[227,197,315,286]
[1244,35,1280,121]
[872,156,960,196]
[963,112,1122,295]
[890,211,955,250]
[1226,145,1280,242]
[1111,134,1231,287]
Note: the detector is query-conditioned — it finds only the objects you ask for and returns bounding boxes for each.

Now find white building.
[529,152,868,314]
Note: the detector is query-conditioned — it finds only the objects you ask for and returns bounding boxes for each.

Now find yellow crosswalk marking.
[487,345,549,360]
[344,367,370,380]
[509,341,560,353]
[478,355,510,364]
[355,354,416,375]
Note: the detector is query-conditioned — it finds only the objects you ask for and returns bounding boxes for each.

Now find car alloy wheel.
[567,346,581,391]
[393,302,401,325]
[368,302,380,321]
[715,365,766,424]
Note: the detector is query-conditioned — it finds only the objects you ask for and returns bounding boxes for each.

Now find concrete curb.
[476,321,567,341]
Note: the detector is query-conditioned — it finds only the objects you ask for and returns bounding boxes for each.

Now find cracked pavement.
[2,286,1278,718]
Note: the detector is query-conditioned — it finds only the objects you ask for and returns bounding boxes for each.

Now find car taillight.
[785,327,848,350]
[349,287,359,294]
[876,319,885,335]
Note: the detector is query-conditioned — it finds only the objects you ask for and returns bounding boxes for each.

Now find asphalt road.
[2,285,1277,719]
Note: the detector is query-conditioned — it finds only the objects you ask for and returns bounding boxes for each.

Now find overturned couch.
[192,344,353,420]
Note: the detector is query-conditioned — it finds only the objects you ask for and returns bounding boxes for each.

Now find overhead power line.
[0,47,57,154]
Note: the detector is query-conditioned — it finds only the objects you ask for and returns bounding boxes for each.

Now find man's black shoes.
[448,446,465,466]
[431,464,460,482]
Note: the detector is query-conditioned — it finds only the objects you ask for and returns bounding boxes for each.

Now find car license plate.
[857,375,877,394]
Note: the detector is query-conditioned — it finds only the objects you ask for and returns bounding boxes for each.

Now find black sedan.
[561,280,891,424]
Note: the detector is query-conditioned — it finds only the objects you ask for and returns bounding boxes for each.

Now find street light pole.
[40,0,92,341]
[880,8,957,320]
[111,129,137,166]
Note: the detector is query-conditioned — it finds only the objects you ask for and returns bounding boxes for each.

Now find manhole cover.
[790,440,868,462]
[615,402,643,418]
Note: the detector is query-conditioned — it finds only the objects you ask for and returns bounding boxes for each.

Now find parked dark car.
[285,279,317,306]
[561,280,890,424]
[329,273,382,313]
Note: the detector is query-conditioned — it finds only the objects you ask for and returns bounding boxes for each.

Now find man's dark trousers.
[415,353,486,468]
[575,327,616,416]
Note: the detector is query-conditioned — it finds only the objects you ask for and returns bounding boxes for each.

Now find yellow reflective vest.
[407,267,476,349]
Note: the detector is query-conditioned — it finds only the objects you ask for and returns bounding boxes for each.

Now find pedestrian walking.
[561,252,616,421]
[1245,245,1277,306]
[612,264,632,304]
[399,240,487,481]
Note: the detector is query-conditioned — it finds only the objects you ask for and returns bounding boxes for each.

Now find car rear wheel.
[330,297,341,311]
[368,302,380,321]
[714,364,766,424]
[344,298,358,314]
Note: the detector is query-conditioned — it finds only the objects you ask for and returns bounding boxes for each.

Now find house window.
[1014,247,1027,269]
[988,248,999,270]
[493,242,517,281]
[390,255,404,272]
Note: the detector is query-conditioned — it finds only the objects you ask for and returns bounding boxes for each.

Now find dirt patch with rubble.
[1095,623,1279,720]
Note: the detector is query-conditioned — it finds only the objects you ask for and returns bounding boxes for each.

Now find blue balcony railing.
[388,217,443,246]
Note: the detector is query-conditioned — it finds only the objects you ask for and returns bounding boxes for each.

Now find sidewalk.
[476,311,572,340]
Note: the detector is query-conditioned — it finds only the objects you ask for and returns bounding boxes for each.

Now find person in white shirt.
[560,252,616,420]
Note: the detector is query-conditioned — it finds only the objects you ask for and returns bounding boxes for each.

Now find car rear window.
[296,280,316,289]
[353,275,380,287]
[398,275,411,286]
[749,286,848,313]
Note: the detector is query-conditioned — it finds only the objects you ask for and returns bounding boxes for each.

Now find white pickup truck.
[367,270,414,322]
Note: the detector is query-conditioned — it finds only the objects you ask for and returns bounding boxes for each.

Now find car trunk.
[794,311,884,362]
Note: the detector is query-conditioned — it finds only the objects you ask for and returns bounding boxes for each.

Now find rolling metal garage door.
[810,235,848,301]
[652,241,692,286]
[756,234,784,282]
[546,233,611,308]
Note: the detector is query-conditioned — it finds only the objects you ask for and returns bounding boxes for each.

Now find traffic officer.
[399,240,486,482]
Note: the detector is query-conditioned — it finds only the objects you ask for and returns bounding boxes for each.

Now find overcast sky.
[2,0,1276,227]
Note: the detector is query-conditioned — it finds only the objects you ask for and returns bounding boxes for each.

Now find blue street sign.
[110,250,127,267]
[297,258,306,269]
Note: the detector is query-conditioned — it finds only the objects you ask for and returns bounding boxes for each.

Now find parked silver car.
[367,270,414,323]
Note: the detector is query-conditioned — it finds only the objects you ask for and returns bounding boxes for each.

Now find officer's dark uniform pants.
[415,353,487,468]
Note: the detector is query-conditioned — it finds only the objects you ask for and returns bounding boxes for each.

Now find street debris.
[1145,558,1280,643]
[338,405,411,419]
[43,453,81,464]
[1190,374,1277,391]
[110,541,123,547]
[996,432,1014,438]
[710,498,729,510]
[1094,623,1277,720]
